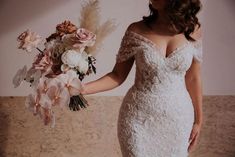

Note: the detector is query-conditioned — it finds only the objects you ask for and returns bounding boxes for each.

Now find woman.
[80,0,203,156]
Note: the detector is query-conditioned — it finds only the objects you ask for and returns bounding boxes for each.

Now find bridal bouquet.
[12,0,116,127]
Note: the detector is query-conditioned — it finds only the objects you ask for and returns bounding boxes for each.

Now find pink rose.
[63,28,96,52]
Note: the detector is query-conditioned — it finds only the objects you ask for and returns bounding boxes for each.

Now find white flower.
[56,70,82,96]
[17,29,43,52]
[12,65,27,88]
[77,51,89,74]
[36,75,58,94]
[76,57,89,74]
[46,82,70,108]
[61,50,89,74]
[25,90,55,127]
[25,93,40,115]
[25,67,42,87]
[61,49,83,68]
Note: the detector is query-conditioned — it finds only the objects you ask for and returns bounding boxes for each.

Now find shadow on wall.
[225,0,235,15]
[0,0,71,37]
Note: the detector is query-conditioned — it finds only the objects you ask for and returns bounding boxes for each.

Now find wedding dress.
[116,29,203,157]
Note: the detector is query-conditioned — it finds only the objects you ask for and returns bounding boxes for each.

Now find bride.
[80,0,203,156]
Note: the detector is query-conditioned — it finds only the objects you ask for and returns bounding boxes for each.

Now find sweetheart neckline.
[125,30,193,60]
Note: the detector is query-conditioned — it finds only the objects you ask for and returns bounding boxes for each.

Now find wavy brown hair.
[143,0,202,41]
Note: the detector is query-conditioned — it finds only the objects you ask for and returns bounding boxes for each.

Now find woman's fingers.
[188,131,199,152]
[189,128,197,142]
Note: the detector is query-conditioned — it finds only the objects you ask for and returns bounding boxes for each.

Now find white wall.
[0,0,234,96]
[201,0,235,95]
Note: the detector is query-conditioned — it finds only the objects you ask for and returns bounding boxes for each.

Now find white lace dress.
[116,29,203,157]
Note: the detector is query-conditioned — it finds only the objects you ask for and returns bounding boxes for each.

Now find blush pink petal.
[46,83,70,108]
[56,88,70,108]
[68,78,82,96]
[39,93,52,109]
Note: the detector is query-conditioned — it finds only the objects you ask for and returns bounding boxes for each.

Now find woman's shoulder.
[126,20,146,33]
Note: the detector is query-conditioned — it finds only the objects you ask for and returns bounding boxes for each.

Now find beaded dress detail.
[116,29,203,157]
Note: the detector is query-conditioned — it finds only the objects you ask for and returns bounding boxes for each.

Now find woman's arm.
[79,23,138,95]
[185,59,203,126]
[185,26,203,126]
[80,56,135,95]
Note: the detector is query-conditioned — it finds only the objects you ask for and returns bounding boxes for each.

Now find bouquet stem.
[36,47,44,53]
[69,94,89,111]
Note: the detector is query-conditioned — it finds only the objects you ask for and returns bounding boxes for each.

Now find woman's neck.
[155,9,171,26]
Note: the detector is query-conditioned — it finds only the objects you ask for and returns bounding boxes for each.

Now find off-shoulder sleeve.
[115,31,137,63]
[191,38,203,63]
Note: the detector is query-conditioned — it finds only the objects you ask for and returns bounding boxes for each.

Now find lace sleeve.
[191,38,203,63]
[115,31,137,63]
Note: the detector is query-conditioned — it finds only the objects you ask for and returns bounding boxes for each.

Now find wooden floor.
[0,96,235,157]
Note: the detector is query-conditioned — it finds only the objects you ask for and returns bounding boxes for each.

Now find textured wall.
[0,96,235,157]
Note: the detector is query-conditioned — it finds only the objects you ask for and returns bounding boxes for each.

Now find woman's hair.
[143,0,202,41]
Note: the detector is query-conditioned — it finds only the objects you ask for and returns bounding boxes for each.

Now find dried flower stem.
[36,47,44,53]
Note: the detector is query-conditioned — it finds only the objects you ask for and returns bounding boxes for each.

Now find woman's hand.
[188,122,202,153]
[80,82,87,95]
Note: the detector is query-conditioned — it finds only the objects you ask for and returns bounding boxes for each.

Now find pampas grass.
[87,19,116,55]
[79,0,117,56]
[79,0,100,33]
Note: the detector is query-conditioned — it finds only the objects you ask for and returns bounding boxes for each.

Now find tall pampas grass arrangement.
[79,0,117,56]
[79,0,101,33]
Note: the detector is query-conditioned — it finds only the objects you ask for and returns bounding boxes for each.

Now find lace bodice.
[115,29,203,92]
[116,30,203,63]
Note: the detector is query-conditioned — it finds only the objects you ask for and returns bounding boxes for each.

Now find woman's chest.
[134,44,195,73]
